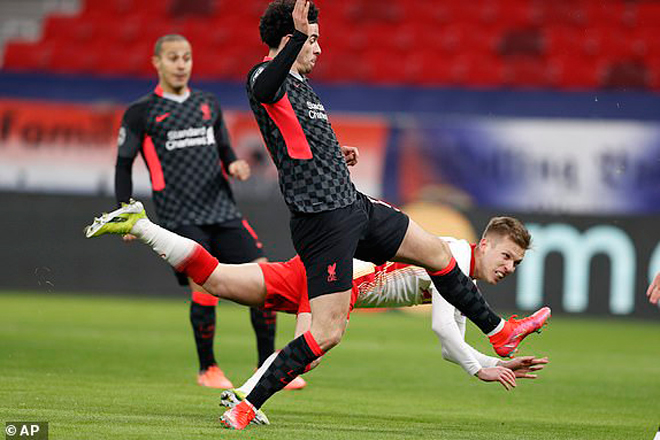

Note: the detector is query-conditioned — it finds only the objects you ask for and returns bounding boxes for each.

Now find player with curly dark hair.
[220,0,551,429]
[258,0,319,49]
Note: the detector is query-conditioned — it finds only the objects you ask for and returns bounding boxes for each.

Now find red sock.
[176,245,218,285]
[192,291,219,306]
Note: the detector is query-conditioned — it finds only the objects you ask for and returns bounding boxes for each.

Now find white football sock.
[131,219,196,268]
[486,319,505,337]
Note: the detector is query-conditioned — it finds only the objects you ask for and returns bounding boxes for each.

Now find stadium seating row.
[3,0,660,90]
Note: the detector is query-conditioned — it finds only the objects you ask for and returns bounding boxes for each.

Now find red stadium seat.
[634,2,660,29]
[601,60,651,90]
[647,57,660,90]
[459,54,504,88]
[584,27,647,60]
[499,1,538,28]
[42,15,77,45]
[550,54,603,89]
[8,0,660,90]
[433,24,498,58]
[404,52,481,87]
[502,57,554,88]
[90,41,152,77]
[498,27,545,58]
[637,28,660,64]
[81,0,169,19]
[584,0,635,28]
[3,41,53,71]
[545,26,589,59]
[47,44,102,74]
[533,0,588,27]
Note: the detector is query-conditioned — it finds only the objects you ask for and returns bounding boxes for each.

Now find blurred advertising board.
[0,98,388,198]
[467,210,660,319]
[0,98,125,193]
[385,116,660,215]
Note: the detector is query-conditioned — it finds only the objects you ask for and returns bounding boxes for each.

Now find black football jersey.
[247,61,356,214]
[116,86,241,229]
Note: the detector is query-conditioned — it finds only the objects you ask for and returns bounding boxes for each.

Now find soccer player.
[85,201,551,425]
[208,0,553,429]
[113,34,296,390]
[205,0,553,428]
[647,273,660,305]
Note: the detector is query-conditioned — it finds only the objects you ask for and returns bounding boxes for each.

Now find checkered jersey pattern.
[247,63,356,213]
[118,89,241,229]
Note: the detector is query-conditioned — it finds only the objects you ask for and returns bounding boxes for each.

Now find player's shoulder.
[129,91,157,107]
[247,61,270,86]
[193,89,217,101]
[122,93,154,122]
[193,89,221,108]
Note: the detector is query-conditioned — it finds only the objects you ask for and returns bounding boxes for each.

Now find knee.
[312,325,346,352]
[426,237,453,271]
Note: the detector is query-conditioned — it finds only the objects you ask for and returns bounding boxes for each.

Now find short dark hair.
[483,216,532,250]
[259,0,319,49]
[154,34,189,57]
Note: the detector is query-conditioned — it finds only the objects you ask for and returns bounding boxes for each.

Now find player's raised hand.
[341,145,359,166]
[292,0,311,35]
[228,159,251,181]
[476,366,517,391]
[646,272,660,305]
[499,356,549,379]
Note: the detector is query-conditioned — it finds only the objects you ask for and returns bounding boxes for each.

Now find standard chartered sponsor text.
[307,101,328,121]
[166,127,214,150]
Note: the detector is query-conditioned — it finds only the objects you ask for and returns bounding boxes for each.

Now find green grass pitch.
[1,292,658,439]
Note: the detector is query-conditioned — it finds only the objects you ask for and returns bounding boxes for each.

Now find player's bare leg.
[84,200,268,308]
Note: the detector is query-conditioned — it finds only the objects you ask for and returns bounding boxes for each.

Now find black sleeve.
[250,30,308,103]
[212,97,237,173]
[115,156,134,205]
[114,103,146,205]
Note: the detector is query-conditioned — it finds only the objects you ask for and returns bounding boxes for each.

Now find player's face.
[153,40,192,94]
[294,23,321,75]
[477,235,525,285]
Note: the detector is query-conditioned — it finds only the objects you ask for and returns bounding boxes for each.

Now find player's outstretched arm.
[646,272,660,305]
[498,356,549,379]
[250,0,312,103]
[432,289,499,376]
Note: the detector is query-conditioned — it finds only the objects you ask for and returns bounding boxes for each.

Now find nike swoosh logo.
[156,112,170,122]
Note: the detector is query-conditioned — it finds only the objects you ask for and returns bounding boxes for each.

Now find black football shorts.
[291,192,409,299]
